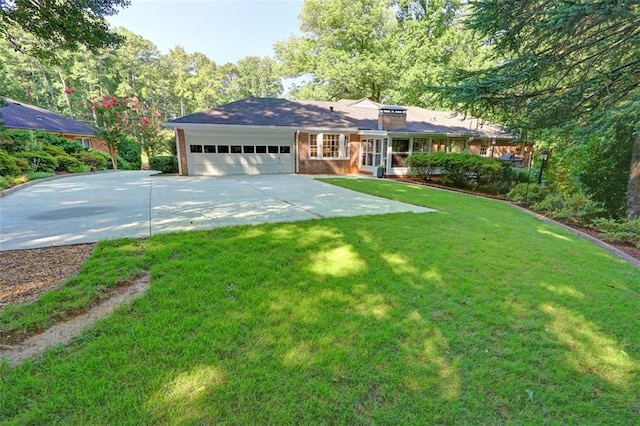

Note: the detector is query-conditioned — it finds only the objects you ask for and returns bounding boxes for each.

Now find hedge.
[150,155,178,173]
[0,150,21,176]
[14,151,58,173]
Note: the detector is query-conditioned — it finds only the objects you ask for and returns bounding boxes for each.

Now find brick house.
[0,97,109,153]
[165,97,518,177]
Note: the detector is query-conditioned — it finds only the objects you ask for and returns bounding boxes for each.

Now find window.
[280,146,291,154]
[391,138,410,167]
[204,145,216,153]
[231,145,242,153]
[190,145,203,153]
[256,145,267,153]
[309,133,349,159]
[218,145,230,153]
[268,145,279,153]
[243,146,255,153]
[412,138,428,153]
[80,138,92,149]
[480,141,490,156]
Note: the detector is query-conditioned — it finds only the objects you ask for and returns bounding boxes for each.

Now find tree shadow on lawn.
[1,211,639,424]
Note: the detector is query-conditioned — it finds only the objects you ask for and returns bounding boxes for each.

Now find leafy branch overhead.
[0,0,131,59]
[443,0,640,129]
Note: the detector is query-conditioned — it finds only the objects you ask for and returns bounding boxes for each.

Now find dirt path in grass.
[0,272,150,366]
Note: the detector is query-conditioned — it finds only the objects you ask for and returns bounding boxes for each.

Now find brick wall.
[378,111,406,130]
[297,132,361,175]
[177,129,188,175]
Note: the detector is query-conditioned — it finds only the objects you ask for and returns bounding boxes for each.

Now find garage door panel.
[185,130,293,176]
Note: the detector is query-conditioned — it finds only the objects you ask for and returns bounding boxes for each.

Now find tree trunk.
[58,69,74,118]
[628,132,640,219]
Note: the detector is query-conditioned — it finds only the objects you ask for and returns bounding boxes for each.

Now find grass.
[1,178,639,424]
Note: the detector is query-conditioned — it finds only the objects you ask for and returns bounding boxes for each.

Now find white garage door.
[185,130,294,176]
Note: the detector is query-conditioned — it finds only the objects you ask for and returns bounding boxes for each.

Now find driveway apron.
[1,172,433,251]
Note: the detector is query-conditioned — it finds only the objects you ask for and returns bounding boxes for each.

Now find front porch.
[357,134,523,176]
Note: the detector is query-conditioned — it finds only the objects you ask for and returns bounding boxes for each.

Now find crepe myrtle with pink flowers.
[86,94,168,169]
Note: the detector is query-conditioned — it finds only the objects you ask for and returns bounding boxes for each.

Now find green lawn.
[1,178,639,424]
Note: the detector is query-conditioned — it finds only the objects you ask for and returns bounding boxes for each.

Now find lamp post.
[537,149,549,184]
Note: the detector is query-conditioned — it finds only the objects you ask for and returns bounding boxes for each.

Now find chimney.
[378,106,407,130]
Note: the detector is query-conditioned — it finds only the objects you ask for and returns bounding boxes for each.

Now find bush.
[12,156,31,173]
[42,144,67,157]
[13,151,58,173]
[406,153,438,180]
[0,175,9,190]
[46,137,85,154]
[119,138,141,170]
[0,150,21,176]
[590,217,640,248]
[74,150,109,170]
[150,155,178,173]
[55,154,83,172]
[507,183,551,205]
[532,191,605,223]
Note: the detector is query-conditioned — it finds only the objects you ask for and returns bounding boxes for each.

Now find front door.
[360,137,384,172]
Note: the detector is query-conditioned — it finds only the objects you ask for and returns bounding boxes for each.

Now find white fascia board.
[357,129,388,136]
[163,123,358,133]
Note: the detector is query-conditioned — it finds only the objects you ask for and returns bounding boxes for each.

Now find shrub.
[55,154,83,172]
[0,150,21,176]
[14,151,58,173]
[0,175,9,190]
[12,156,31,173]
[406,153,437,180]
[590,217,640,248]
[150,155,178,173]
[506,183,551,205]
[532,191,605,223]
[42,144,67,157]
[119,138,142,170]
[46,137,85,154]
[74,150,109,170]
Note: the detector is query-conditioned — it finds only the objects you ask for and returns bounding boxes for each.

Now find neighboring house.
[0,97,108,152]
[165,97,519,177]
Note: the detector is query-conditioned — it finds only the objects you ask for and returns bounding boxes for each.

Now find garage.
[183,129,294,176]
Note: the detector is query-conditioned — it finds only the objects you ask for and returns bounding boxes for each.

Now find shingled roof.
[0,97,97,136]
[166,97,511,139]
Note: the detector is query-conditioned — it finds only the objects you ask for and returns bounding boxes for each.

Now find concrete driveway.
[0,171,434,251]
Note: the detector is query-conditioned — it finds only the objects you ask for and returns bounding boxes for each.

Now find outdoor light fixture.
[537,148,549,184]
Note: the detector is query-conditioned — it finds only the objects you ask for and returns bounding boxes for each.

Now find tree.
[229,56,283,99]
[90,94,133,169]
[275,0,397,101]
[1,0,130,59]
[130,100,172,160]
[442,1,640,217]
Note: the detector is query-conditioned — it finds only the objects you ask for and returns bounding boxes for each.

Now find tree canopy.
[442,0,640,217]
[0,0,131,59]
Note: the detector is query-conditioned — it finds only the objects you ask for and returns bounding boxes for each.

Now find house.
[164,97,519,177]
[0,97,107,152]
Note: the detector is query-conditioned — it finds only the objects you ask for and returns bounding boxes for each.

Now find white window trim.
[309,133,350,160]
[79,138,92,149]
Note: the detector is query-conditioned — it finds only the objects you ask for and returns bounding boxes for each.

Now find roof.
[166,97,511,139]
[0,97,97,136]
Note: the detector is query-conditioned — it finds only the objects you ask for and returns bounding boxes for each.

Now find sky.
[106,0,304,64]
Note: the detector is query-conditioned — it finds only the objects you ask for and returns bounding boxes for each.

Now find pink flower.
[82,114,89,119]
[143,118,150,125]
[64,87,75,94]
